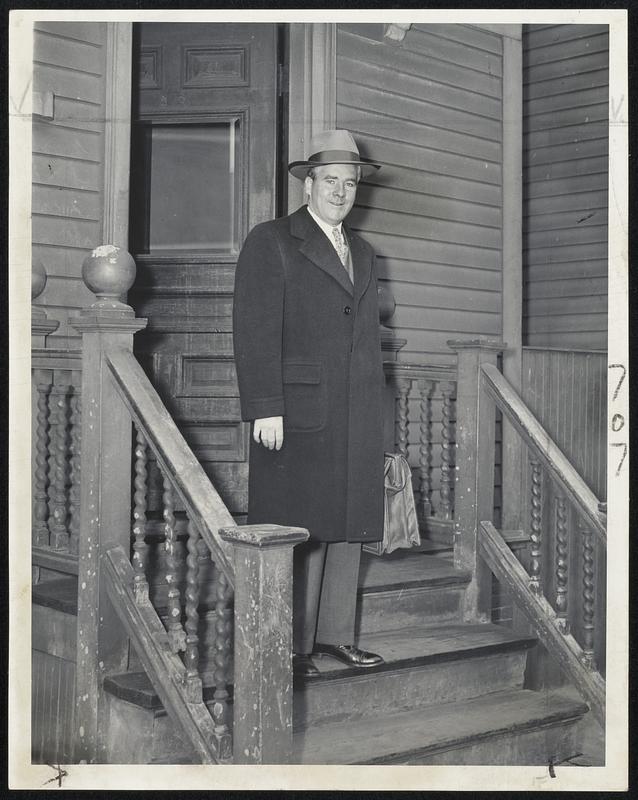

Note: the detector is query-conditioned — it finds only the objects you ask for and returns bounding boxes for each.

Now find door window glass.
[134,120,240,253]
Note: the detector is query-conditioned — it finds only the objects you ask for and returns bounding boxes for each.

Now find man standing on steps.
[233,129,386,676]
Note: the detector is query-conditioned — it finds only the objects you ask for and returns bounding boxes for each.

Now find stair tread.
[358,550,469,592]
[32,576,78,615]
[293,688,589,764]
[410,540,452,555]
[105,622,536,706]
[307,622,536,680]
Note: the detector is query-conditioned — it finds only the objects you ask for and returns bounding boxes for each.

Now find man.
[233,130,385,676]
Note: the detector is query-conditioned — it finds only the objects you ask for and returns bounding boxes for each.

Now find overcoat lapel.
[345,223,372,309]
[291,207,354,296]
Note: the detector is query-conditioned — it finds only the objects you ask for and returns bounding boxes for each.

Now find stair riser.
[294,651,526,730]
[366,718,581,766]
[356,586,465,634]
[32,604,76,660]
[104,693,197,764]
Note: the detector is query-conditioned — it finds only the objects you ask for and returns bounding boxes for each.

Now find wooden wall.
[335,23,504,366]
[521,347,607,500]
[32,599,78,764]
[32,22,108,350]
[522,24,609,350]
[32,651,76,764]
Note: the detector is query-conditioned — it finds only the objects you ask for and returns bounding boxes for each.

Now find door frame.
[110,21,338,247]
[103,22,134,250]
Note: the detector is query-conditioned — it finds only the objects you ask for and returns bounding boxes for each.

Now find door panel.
[130,23,280,516]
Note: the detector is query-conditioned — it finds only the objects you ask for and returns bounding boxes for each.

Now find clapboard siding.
[523,24,608,350]
[336,23,503,366]
[32,650,76,764]
[380,260,501,293]
[32,22,108,346]
[355,136,502,188]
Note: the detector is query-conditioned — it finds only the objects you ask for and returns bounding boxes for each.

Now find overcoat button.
[343,305,352,314]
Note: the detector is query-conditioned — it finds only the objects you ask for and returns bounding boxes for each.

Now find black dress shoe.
[313,643,384,668]
[293,653,320,677]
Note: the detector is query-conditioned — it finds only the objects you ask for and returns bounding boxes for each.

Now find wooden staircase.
[33,546,592,765]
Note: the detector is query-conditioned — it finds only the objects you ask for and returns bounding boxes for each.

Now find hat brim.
[288,159,381,180]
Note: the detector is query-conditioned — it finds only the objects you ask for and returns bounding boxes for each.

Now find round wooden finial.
[82,245,136,297]
[377,284,396,327]
[32,260,47,301]
[82,245,136,315]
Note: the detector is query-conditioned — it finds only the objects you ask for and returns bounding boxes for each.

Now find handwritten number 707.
[608,364,627,477]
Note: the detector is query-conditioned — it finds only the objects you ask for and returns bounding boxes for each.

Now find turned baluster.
[184,517,203,703]
[395,377,412,459]
[212,564,232,757]
[132,428,149,602]
[162,471,186,652]
[554,494,570,633]
[417,378,434,518]
[33,381,52,546]
[580,518,596,669]
[438,381,454,520]
[68,388,82,555]
[223,589,234,684]
[48,384,71,549]
[529,459,543,593]
[196,534,211,588]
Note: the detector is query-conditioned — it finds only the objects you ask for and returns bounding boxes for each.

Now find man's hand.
[254,416,284,450]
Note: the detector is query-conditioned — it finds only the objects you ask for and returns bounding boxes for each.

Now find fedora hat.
[288,129,381,180]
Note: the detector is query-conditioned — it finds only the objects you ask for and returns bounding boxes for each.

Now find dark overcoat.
[232,205,384,543]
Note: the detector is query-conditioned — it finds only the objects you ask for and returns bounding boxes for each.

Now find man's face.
[305,163,359,226]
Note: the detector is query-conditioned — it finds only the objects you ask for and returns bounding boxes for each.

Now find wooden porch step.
[32,576,78,615]
[105,622,534,714]
[357,550,470,632]
[292,688,589,765]
[293,622,535,730]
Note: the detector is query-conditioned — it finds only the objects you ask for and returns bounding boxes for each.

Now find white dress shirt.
[307,206,345,255]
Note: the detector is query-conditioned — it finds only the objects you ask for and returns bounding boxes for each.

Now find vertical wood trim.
[311,23,337,133]
[286,23,337,213]
[501,30,524,531]
[449,339,504,622]
[102,22,133,249]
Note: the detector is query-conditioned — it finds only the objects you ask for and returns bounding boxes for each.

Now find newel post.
[448,338,505,622]
[71,246,147,763]
[32,260,60,346]
[220,524,309,764]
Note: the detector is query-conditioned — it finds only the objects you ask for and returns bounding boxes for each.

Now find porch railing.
[383,362,458,542]
[32,265,82,579]
[70,247,308,764]
[451,339,606,726]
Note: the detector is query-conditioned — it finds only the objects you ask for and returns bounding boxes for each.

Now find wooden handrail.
[481,362,606,545]
[103,545,230,763]
[105,347,236,587]
[383,361,457,383]
[479,522,605,726]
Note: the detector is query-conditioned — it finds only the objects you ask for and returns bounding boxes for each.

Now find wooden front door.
[129,23,282,517]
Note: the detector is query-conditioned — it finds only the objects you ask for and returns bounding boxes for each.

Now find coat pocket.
[282,361,326,432]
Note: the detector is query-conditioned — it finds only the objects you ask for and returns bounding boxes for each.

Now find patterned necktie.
[332,227,353,283]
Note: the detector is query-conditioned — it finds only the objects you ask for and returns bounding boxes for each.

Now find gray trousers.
[293,539,362,654]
